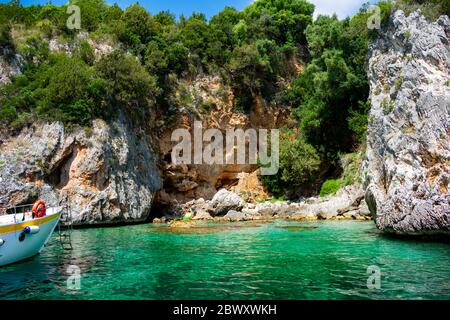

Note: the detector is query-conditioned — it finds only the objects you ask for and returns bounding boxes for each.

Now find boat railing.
[3,192,75,249]
[6,204,34,222]
[6,204,33,214]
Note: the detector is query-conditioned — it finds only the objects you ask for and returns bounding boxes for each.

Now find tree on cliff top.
[292,14,369,159]
[95,51,160,123]
[0,54,104,125]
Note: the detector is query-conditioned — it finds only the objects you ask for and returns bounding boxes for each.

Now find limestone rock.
[175,184,369,222]
[255,202,290,218]
[209,189,245,216]
[230,171,270,202]
[0,114,162,226]
[169,220,196,228]
[240,184,366,221]
[156,74,291,205]
[364,11,450,235]
[192,209,213,220]
[223,210,247,221]
[357,199,371,217]
[298,185,364,220]
[0,52,21,85]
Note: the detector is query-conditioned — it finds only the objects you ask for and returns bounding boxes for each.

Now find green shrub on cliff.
[262,130,321,197]
[77,40,95,65]
[320,179,342,197]
[121,3,156,46]
[42,56,99,121]
[0,54,104,126]
[95,51,160,120]
[0,23,13,49]
[292,14,369,159]
[227,39,283,110]
[243,0,314,46]
[348,101,370,143]
[72,0,107,32]
[227,0,314,110]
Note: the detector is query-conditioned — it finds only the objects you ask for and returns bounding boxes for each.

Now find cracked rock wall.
[364,10,450,235]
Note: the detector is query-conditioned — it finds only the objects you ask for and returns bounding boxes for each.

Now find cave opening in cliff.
[46,145,79,190]
[148,191,171,220]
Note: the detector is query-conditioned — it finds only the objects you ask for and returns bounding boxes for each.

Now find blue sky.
[1,0,376,19]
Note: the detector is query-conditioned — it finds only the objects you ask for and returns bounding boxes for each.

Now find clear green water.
[1,221,449,300]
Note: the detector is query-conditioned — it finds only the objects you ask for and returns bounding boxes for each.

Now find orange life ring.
[32,200,46,219]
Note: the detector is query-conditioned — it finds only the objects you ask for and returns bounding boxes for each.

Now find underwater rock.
[275,226,318,232]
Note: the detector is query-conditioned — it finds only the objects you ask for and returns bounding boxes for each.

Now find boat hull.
[0,211,62,267]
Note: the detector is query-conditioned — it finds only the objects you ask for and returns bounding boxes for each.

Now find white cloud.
[309,0,367,19]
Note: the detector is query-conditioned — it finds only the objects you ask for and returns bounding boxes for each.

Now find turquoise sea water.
[0,220,449,300]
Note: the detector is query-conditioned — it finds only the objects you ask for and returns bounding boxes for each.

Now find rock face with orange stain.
[230,170,270,203]
[0,113,162,226]
[156,75,291,212]
[364,11,450,235]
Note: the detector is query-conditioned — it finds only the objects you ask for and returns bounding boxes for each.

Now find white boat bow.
[0,206,62,267]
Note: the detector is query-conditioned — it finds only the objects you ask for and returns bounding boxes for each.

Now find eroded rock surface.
[0,115,162,225]
[156,75,291,209]
[209,189,246,216]
[364,11,450,235]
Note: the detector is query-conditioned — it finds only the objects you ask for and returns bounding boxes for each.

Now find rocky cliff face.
[0,22,370,226]
[0,32,162,225]
[364,10,450,235]
[156,75,291,212]
[0,82,290,224]
[0,27,295,224]
[0,114,162,226]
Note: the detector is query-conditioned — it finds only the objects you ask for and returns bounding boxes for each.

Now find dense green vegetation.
[292,13,369,158]
[319,152,361,197]
[0,0,316,125]
[0,0,446,197]
[265,0,447,197]
[319,179,342,197]
[262,129,321,197]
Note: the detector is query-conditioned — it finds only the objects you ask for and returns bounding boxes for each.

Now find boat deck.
[0,207,62,226]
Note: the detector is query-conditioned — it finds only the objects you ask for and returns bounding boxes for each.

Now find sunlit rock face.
[156,75,291,211]
[0,114,162,226]
[364,10,450,235]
